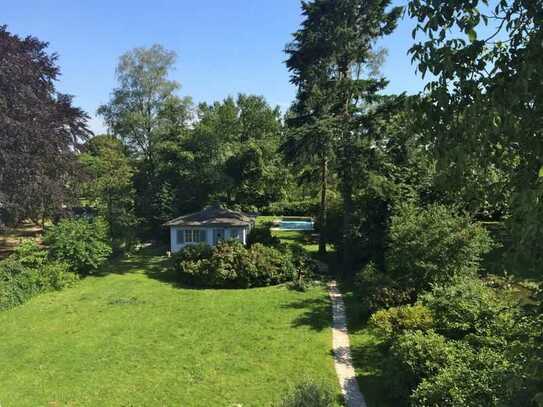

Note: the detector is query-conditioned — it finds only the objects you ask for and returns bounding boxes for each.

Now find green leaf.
[467,28,477,43]
[539,167,543,178]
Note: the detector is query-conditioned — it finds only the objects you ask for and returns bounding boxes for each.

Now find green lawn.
[0,249,340,406]
[340,287,394,407]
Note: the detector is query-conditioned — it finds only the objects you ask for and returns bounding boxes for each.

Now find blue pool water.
[278,219,314,231]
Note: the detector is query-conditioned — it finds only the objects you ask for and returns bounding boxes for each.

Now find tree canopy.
[0,25,90,225]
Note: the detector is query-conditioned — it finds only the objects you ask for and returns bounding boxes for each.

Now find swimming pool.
[276,217,314,231]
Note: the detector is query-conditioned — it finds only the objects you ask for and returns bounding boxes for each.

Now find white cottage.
[164,205,256,253]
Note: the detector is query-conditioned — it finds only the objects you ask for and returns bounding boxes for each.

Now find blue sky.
[4,0,427,133]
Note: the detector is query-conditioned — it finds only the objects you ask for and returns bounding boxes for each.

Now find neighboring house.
[164,205,256,253]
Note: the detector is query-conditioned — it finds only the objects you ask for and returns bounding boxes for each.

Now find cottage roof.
[164,205,256,227]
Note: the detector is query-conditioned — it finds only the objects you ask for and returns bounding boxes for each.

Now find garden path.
[328,280,367,407]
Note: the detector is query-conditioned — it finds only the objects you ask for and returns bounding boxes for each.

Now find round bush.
[386,203,494,293]
[370,304,434,343]
[173,240,297,288]
[44,217,112,274]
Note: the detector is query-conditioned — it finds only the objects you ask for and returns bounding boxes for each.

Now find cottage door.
[213,228,225,245]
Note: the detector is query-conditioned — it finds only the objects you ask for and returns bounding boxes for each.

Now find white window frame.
[183,229,206,244]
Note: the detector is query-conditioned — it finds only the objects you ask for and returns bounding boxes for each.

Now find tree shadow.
[282,296,331,331]
[337,281,401,407]
[94,245,172,277]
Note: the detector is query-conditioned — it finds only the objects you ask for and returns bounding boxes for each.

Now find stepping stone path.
[328,280,367,407]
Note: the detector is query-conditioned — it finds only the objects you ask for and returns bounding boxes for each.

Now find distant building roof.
[164,205,256,227]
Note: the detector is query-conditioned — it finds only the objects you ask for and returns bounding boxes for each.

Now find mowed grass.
[340,287,393,407]
[0,249,340,406]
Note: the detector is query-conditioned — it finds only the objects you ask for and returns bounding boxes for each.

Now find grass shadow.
[338,281,401,407]
[282,295,331,331]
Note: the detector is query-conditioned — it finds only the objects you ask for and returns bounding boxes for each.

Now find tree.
[282,107,337,255]
[98,45,191,237]
[189,94,288,209]
[0,25,90,225]
[408,0,543,275]
[97,44,179,160]
[285,0,402,271]
[79,135,137,251]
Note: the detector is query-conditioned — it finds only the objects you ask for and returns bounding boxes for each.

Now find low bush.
[0,240,77,310]
[44,217,112,274]
[287,243,319,291]
[173,240,296,288]
[410,345,516,407]
[354,262,416,313]
[386,203,494,294]
[173,243,213,263]
[247,224,281,247]
[370,304,433,343]
[387,330,463,401]
[277,380,335,407]
[420,275,517,340]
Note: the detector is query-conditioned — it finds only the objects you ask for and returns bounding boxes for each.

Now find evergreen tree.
[285,0,402,271]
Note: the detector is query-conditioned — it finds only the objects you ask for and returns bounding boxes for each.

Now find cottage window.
[229,228,241,240]
[177,230,185,244]
[182,229,207,243]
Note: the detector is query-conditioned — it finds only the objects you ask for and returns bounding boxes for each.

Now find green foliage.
[277,380,335,407]
[420,275,517,340]
[408,0,543,274]
[386,203,493,293]
[288,243,320,291]
[10,239,48,268]
[285,0,403,271]
[0,240,77,310]
[80,135,137,252]
[379,274,537,406]
[388,330,461,400]
[410,346,516,407]
[172,243,213,263]
[45,218,112,274]
[247,224,281,247]
[173,240,296,288]
[261,200,318,216]
[354,262,416,313]
[370,304,433,343]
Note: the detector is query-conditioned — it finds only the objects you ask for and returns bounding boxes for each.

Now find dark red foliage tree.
[0,25,91,225]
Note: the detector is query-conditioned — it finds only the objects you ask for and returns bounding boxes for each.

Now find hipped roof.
[164,205,256,227]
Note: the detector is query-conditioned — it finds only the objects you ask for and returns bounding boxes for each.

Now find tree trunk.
[318,156,328,255]
[338,61,354,276]
[341,167,354,275]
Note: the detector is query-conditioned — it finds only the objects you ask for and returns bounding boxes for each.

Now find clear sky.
[4,0,427,133]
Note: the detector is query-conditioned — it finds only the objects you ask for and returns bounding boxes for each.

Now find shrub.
[0,240,77,310]
[10,239,48,268]
[44,217,112,274]
[287,244,319,291]
[370,304,433,342]
[172,243,213,263]
[386,203,494,294]
[410,346,516,407]
[247,224,281,247]
[39,261,78,290]
[387,330,463,401]
[354,262,416,312]
[277,380,335,407]
[261,200,318,216]
[173,240,296,288]
[420,275,517,340]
